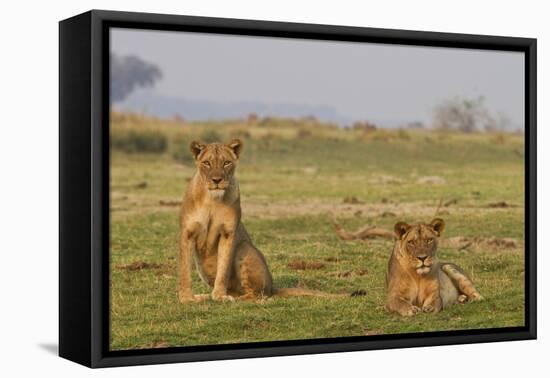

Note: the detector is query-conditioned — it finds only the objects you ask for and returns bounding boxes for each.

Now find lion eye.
[223,161,232,167]
[407,240,415,246]
[202,161,211,167]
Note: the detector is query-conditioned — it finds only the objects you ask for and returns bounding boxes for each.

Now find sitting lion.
[178,139,355,302]
[386,218,482,316]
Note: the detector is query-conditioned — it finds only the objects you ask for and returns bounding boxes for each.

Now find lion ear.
[190,141,206,160]
[394,222,410,240]
[228,139,243,158]
[430,218,445,236]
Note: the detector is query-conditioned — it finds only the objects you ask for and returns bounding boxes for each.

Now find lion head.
[190,139,243,196]
[393,218,445,275]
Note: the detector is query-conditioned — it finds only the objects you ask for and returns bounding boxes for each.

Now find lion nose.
[418,255,428,262]
[212,178,222,184]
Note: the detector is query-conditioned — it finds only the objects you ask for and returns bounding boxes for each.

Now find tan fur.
[177,139,348,302]
[385,218,482,316]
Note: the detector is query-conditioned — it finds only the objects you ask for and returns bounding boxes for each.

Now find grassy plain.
[110,113,525,350]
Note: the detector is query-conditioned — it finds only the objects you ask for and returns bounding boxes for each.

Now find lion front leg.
[421,292,443,313]
[420,279,443,313]
[386,296,421,317]
[211,227,237,301]
[178,222,201,303]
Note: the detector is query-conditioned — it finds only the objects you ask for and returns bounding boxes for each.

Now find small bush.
[172,134,194,164]
[367,129,393,142]
[296,128,312,139]
[200,129,223,143]
[247,113,259,124]
[229,129,252,140]
[490,133,507,145]
[111,129,167,153]
[258,117,273,127]
[353,121,377,132]
[397,129,411,140]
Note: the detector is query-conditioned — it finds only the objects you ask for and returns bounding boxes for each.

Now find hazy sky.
[111,28,525,127]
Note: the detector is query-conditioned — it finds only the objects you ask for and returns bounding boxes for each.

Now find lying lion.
[178,139,354,302]
[386,218,482,316]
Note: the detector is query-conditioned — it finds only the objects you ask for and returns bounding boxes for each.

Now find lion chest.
[398,278,421,306]
[185,205,236,286]
[396,274,439,307]
[415,277,439,306]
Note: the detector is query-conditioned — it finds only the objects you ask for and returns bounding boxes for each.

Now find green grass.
[109,113,525,350]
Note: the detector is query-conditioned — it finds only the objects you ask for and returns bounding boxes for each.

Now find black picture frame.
[59,9,537,368]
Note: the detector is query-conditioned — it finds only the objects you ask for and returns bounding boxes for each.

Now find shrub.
[490,133,507,145]
[229,129,252,140]
[353,121,377,132]
[258,117,273,127]
[433,96,497,133]
[200,129,223,143]
[296,128,312,139]
[111,129,167,153]
[247,113,259,124]
[171,134,194,164]
[397,129,411,140]
[368,129,393,142]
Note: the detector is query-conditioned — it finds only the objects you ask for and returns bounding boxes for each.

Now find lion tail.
[441,263,483,301]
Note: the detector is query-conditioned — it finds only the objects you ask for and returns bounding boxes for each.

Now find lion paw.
[178,292,197,303]
[470,292,484,301]
[179,292,210,303]
[422,304,435,313]
[211,293,235,302]
[458,294,468,304]
[401,305,421,317]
